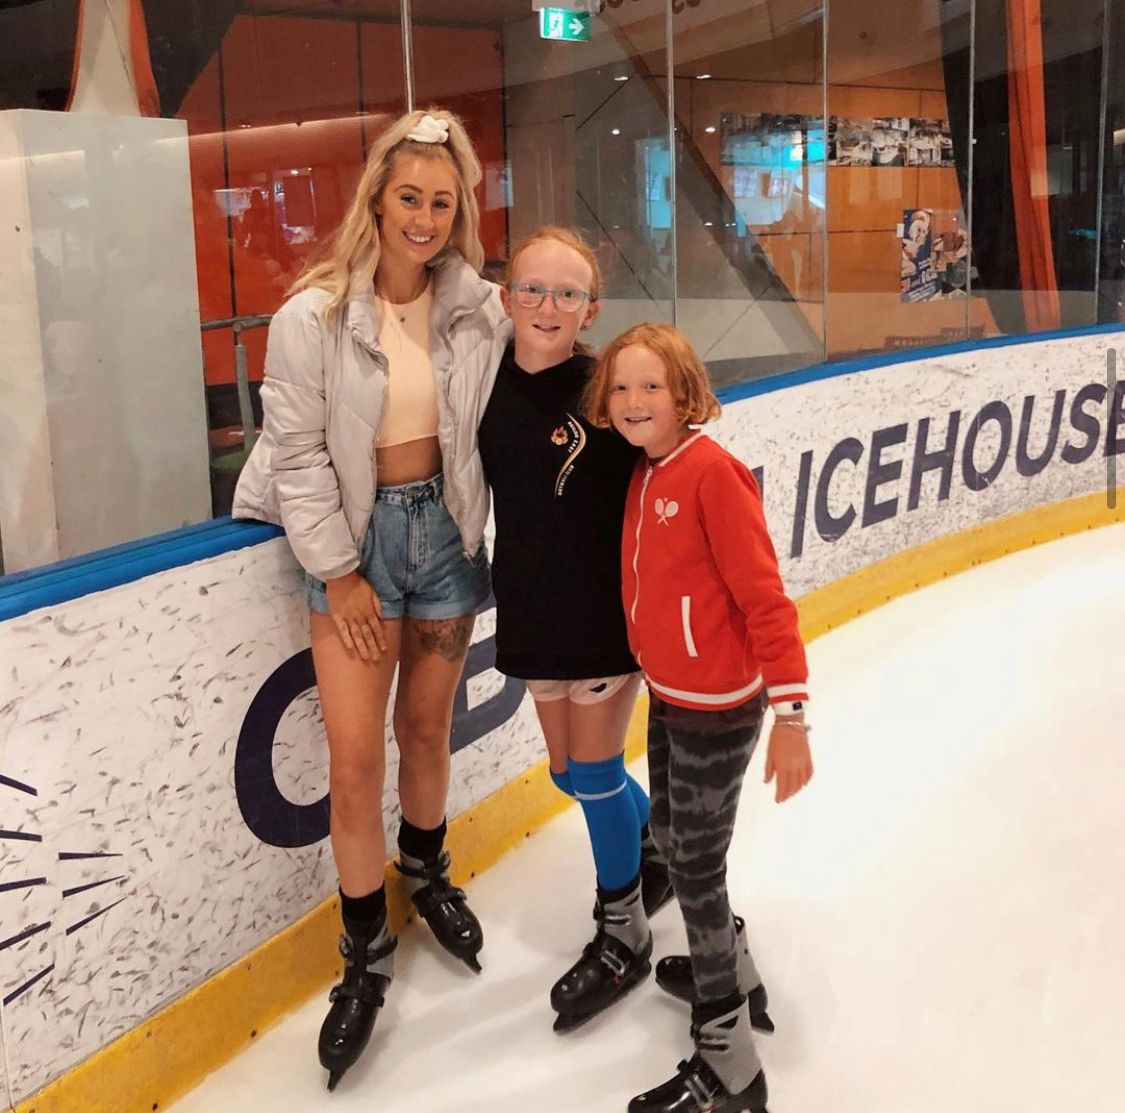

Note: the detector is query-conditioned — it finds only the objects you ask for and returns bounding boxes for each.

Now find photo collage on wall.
[827,117,954,167]
[720,112,824,167]
[900,209,970,302]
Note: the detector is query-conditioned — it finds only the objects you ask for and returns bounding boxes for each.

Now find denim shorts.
[304,475,491,621]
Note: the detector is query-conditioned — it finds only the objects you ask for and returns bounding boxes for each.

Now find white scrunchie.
[407,114,450,145]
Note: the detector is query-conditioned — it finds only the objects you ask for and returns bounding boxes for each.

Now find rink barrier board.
[14,488,1122,1113]
[3,318,1123,622]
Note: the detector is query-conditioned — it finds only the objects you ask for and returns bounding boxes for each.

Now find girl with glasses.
[477,228,672,1035]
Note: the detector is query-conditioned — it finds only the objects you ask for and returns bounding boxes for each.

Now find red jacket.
[621,432,809,712]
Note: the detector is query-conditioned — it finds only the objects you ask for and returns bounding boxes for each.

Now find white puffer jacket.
[232,251,512,582]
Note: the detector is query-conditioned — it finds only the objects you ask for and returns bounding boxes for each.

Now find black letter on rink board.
[962,401,1013,492]
[790,449,814,558]
[1060,383,1106,465]
[862,423,909,527]
[1015,390,1065,477]
[236,611,525,846]
[235,650,329,849]
[814,437,864,541]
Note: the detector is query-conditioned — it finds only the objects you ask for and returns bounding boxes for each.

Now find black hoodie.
[478,344,639,680]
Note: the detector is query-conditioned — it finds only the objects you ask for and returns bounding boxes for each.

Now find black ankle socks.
[597,872,641,907]
[398,816,447,863]
[340,885,387,935]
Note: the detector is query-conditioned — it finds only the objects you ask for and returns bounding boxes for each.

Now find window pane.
[1098,0,1125,323]
[824,0,972,359]
[409,0,673,345]
[0,2,408,576]
[971,0,1105,335]
[674,0,827,387]
[199,4,406,515]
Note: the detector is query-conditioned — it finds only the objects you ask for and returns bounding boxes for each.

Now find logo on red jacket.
[654,497,679,525]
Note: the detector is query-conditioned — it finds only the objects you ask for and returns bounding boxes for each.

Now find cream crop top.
[375,285,439,449]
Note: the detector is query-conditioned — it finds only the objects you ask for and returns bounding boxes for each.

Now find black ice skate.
[396,848,484,973]
[551,877,652,1032]
[628,1000,769,1113]
[654,916,774,1032]
[318,918,396,1092]
[640,824,674,917]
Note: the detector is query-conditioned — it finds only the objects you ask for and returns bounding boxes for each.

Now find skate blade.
[432,938,484,975]
[553,1010,590,1033]
[552,961,651,1034]
[653,973,691,1004]
[751,1009,775,1034]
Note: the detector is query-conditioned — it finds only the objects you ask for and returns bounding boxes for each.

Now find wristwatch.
[774,700,806,718]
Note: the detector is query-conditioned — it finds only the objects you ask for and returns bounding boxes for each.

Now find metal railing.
[200,314,273,453]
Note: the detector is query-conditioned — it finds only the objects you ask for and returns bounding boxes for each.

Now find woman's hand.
[325,572,387,662]
[763,718,814,804]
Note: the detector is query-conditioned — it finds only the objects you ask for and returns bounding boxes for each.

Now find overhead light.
[614,75,629,82]
[704,221,713,227]
[705,126,716,134]
[612,128,621,136]
[696,73,712,80]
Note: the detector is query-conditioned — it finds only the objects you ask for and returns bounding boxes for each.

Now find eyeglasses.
[509,282,594,313]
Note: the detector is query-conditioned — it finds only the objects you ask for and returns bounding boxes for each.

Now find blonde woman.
[234,108,506,1090]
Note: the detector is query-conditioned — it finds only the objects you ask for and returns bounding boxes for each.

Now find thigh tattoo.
[415,616,474,663]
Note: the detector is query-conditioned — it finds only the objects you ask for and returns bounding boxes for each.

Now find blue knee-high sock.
[569,754,642,890]
[626,774,650,828]
[550,768,575,797]
[555,766,650,831]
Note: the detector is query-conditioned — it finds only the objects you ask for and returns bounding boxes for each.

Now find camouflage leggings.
[647,710,764,1003]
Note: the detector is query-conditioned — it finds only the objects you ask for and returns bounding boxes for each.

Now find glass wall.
[673,1,826,386]
[2,0,1123,576]
[827,0,972,356]
[409,0,675,343]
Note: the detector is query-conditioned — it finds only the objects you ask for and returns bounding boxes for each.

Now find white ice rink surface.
[172,524,1125,1113]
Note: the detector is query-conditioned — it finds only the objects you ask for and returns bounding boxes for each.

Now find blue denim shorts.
[304,475,491,621]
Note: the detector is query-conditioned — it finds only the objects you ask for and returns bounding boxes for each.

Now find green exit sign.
[540,8,591,42]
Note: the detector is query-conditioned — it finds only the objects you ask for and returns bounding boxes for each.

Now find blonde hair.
[504,226,601,356]
[584,322,721,428]
[292,107,484,322]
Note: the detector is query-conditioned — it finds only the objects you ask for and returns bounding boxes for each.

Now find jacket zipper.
[630,466,653,640]
[680,596,699,658]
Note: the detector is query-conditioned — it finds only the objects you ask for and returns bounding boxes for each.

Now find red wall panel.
[180,15,506,388]
[222,16,366,324]
[412,25,508,263]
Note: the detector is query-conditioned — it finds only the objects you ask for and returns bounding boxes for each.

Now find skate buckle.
[599,949,629,978]
[686,1073,715,1110]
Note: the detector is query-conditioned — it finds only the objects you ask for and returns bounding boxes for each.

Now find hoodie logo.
[553,414,587,497]
[654,498,679,525]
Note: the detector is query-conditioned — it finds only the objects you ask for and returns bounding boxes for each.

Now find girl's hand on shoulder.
[764,719,814,804]
[325,572,387,662]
